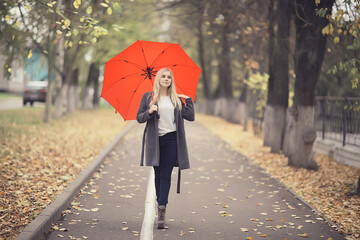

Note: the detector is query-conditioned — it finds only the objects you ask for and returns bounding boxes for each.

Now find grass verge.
[0,108,127,239]
[0,93,21,99]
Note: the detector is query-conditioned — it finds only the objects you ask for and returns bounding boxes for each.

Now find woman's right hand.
[149,104,158,114]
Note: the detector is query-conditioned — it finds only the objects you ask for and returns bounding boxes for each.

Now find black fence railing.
[246,96,360,147]
[315,97,360,147]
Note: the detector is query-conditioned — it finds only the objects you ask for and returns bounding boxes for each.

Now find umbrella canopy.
[101,40,201,120]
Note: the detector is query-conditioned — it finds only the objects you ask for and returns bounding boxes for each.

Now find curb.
[15,121,136,240]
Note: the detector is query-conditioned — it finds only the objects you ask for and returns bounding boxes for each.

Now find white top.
[158,96,176,136]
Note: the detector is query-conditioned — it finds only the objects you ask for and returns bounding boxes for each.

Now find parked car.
[23,81,48,106]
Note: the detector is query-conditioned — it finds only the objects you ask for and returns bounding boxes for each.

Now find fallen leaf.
[298,233,308,238]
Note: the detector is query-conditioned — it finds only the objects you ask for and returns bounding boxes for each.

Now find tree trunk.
[54,73,70,118]
[264,0,276,147]
[82,63,95,110]
[197,6,210,100]
[284,105,318,169]
[92,64,100,109]
[218,0,233,99]
[67,68,78,113]
[264,0,291,153]
[44,41,54,123]
[54,0,72,118]
[284,0,335,169]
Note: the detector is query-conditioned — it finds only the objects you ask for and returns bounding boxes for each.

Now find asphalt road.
[45,122,344,240]
[0,98,45,110]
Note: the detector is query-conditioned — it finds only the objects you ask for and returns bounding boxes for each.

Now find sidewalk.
[45,122,344,240]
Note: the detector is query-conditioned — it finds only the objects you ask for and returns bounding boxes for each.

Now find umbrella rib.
[108,59,144,69]
[138,41,150,68]
[154,64,201,70]
[149,44,177,68]
[103,71,144,95]
[124,78,147,119]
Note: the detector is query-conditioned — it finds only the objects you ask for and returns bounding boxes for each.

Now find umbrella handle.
[154,103,160,119]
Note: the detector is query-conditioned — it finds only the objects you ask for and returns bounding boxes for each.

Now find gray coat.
[136,91,195,170]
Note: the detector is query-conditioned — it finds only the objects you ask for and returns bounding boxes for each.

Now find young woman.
[136,67,194,229]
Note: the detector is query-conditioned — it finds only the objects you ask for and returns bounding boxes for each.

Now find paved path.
[45,122,344,240]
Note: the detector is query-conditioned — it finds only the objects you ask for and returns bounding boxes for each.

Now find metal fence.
[247,95,264,137]
[315,97,360,147]
[246,96,360,147]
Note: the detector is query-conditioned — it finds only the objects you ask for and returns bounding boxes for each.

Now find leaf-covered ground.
[197,114,360,240]
[0,108,127,239]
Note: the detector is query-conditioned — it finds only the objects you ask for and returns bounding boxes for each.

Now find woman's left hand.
[177,94,189,99]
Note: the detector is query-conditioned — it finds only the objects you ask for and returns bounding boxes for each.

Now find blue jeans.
[154,131,177,206]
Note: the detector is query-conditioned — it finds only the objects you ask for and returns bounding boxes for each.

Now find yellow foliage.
[73,0,81,9]
[27,49,33,59]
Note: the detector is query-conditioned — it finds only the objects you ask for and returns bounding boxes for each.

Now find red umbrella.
[101,40,201,120]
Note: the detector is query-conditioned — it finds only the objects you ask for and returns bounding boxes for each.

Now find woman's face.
[159,71,172,88]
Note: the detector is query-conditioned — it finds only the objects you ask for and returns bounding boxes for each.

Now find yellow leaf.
[260,234,267,237]
[27,49,33,59]
[107,7,112,15]
[298,233,308,238]
[5,15,10,21]
[73,0,81,9]
[16,21,22,27]
[100,3,108,7]
[315,0,320,6]
[322,25,329,35]
[334,36,340,44]
[26,5,32,11]
[80,16,85,22]
[56,30,62,35]
[246,237,253,240]
[7,68,11,73]
[86,6,92,14]
[64,19,71,27]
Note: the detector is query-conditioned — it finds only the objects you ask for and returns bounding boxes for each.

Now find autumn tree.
[1,0,115,121]
[283,0,335,170]
[53,0,112,118]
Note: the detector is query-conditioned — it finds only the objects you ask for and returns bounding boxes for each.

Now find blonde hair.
[151,67,182,110]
